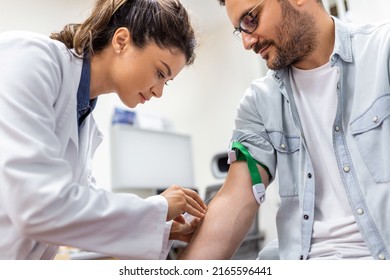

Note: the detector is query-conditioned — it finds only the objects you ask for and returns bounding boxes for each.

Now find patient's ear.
[295,0,307,6]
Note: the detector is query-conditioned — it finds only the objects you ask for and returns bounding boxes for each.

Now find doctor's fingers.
[169,218,200,242]
[182,193,207,219]
[182,188,207,210]
[174,215,186,224]
[161,185,205,220]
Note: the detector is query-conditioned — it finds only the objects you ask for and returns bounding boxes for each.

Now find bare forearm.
[180,162,266,259]
[180,193,258,259]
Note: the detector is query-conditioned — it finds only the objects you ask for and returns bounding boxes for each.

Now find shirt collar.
[331,16,353,64]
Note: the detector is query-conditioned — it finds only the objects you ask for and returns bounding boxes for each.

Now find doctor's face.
[110,41,186,108]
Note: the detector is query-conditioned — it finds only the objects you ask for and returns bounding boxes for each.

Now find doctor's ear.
[112,27,131,54]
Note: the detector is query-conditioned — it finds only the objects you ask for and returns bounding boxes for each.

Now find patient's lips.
[259,44,271,58]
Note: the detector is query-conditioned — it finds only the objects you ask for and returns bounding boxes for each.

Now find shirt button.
[303,214,309,220]
[307,173,312,179]
[280,143,286,150]
[300,255,304,260]
[372,116,379,123]
[357,208,364,215]
[343,166,350,173]
[378,254,385,260]
[334,125,340,132]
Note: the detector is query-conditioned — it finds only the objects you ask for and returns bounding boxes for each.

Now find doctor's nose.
[151,85,163,99]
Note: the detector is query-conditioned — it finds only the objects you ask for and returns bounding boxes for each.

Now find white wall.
[0,0,93,34]
[347,0,390,23]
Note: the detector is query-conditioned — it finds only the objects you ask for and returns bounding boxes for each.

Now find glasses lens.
[240,14,258,33]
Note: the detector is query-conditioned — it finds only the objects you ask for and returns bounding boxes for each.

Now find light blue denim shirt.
[231,17,390,260]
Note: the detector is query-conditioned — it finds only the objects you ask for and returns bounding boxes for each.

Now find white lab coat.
[0,31,170,259]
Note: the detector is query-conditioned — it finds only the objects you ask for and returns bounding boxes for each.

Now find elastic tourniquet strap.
[229,141,266,204]
[231,141,262,184]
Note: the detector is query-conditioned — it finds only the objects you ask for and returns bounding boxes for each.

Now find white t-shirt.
[290,62,372,259]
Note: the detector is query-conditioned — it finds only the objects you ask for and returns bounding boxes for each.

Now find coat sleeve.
[0,32,169,259]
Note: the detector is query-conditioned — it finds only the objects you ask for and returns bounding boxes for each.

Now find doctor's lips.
[139,93,150,104]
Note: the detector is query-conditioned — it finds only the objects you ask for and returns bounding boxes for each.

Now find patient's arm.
[179,161,269,259]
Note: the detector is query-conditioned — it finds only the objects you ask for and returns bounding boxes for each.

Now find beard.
[255,0,319,70]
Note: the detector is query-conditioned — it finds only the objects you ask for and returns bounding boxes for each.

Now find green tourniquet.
[231,141,270,184]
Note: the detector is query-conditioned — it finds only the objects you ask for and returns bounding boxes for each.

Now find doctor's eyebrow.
[161,61,172,77]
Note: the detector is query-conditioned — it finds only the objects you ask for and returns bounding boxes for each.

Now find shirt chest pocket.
[269,131,300,197]
[350,94,390,183]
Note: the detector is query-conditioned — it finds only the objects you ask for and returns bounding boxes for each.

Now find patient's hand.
[169,216,201,243]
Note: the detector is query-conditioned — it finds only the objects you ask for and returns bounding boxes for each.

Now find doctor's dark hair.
[50,0,197,65]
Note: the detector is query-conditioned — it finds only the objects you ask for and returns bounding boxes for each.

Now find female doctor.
[0,0,206,259]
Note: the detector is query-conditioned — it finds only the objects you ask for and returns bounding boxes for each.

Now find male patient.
[180,0,390,260]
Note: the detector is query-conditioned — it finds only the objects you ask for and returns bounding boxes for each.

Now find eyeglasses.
[233,0,264,40]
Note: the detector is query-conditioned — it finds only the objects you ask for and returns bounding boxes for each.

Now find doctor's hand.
[160,185,206,221]
[169,217,201,243]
